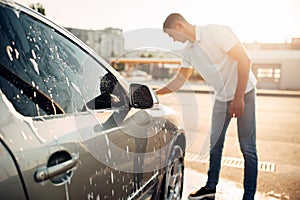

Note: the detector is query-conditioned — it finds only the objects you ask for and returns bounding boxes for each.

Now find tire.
[160,145,185,200]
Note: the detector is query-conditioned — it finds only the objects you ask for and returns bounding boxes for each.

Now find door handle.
[35,154,79,182]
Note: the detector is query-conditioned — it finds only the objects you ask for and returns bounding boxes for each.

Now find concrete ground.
[182,168,278,200]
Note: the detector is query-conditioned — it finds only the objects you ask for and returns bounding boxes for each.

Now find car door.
[0,84,136,200]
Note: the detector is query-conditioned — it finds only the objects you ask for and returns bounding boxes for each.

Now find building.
[66,27,124,61]
[246,38,300,90]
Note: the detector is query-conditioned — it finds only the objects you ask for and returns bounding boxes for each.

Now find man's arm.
[155,67,193,95]
[227,42,252,118]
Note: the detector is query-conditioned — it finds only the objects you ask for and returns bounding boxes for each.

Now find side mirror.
[129,83,159,109]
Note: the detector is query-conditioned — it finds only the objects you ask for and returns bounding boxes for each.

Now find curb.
[177,88,300,98]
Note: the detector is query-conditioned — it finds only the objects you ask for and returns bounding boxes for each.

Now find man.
[156,13,258,200]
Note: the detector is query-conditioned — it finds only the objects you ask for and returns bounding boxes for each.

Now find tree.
[29,3,46,16]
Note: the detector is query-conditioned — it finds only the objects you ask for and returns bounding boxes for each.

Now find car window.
[0,5,128,117]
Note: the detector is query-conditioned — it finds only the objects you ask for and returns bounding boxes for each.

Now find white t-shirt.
[181,25,257,102]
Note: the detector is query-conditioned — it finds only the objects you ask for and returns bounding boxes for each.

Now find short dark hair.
[163,13,187,29]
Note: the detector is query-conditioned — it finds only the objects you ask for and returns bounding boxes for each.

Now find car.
[0,1,186,199]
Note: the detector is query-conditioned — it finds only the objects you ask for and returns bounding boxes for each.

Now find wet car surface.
[0,1,186,199]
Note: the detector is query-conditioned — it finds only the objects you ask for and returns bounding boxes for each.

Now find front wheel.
[161,145,184,200]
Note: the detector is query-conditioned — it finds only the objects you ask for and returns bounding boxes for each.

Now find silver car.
[0,1,185,199]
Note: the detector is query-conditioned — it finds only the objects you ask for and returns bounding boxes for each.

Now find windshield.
[0,4,128,117]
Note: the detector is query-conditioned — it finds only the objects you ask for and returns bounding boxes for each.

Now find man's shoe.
[188,186,216,200]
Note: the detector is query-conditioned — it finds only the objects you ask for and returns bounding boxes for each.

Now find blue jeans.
[206,89,258,200]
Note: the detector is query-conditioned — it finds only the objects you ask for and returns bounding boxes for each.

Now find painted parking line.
[185,152,276,172]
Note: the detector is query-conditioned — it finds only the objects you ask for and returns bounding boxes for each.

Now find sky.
[15,0,300,43]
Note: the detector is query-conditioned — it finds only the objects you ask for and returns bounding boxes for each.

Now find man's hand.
[155,87,171,96]
[155,67,193,96]
[229,96,244,118]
